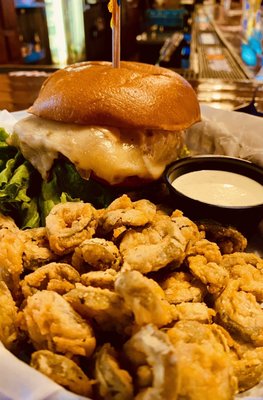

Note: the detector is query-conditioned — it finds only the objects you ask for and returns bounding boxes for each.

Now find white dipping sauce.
[172,170,263,207]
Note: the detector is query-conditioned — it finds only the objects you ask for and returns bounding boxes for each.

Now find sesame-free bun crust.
[29,61,200,131]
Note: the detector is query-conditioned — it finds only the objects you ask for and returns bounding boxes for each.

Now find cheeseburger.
[11,61,200,187]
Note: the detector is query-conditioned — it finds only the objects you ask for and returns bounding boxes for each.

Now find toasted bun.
[29,61,200,131]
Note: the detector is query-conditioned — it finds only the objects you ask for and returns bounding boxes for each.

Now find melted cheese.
[10,116,182,184]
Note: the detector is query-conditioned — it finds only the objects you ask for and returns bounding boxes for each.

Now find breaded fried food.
[30,349,93,397]
[197,220,247,254]
[1,193,263,399]
[224,262,263,302]
[119,214,187,273]
[221,252,263,270]
[172,302,215,323]
[230,342,263,392]
[186,239,228,294]
[187,238,222,263]
[187,255,229,294]
[221,252,263,301]
[95,343,133,400]
[172,341,236,400]
[0,228,24,296]
[81,269,117,290]
[115,270,175,327]
[171,209,202,248]
[0,213,19,232]
[98,194,156,235]
[215,280,263,346]
[64,283,132,333]
[46,202,98,255]
[72,238,121,272]
[167,320,232,352]
[124,324,179,400]
[167,320,237,400]
[20,262,80,298]
[20,227,59,271]
[19,290,96,357]
[160,271,207,304]
[0,281,18,350]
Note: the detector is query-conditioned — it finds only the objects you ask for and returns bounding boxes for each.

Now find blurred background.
[0,0,262,114]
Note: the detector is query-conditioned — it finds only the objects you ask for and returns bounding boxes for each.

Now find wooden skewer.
[112,0,121,68]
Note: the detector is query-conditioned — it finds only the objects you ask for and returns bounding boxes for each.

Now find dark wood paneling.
[0,33,8,63]
[0,0,22,63]
[0,0,18,28]
[84,2,112,61]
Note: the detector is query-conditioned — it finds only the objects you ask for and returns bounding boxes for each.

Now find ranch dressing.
[172,170,263,207]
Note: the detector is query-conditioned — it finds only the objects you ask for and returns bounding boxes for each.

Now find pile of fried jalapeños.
[1,194,263,400]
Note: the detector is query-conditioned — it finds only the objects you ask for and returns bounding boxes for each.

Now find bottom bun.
[91,172,155,189]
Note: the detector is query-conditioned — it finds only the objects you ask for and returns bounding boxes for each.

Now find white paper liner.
[186,104,263,168]
[0,343,89,400]
[0,107,262,399]
[0,110,18,134]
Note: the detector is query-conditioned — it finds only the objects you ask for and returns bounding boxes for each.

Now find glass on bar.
[44,0,86,66]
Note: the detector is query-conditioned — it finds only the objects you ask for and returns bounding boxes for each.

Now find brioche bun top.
[29,61,200,131]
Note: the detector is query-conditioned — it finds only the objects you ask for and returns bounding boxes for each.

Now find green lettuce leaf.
[0,128,19,171]
[0,160,41,228]
[21,198,40,229]
[0,128,114,228]
[39,167,64,226]
[53,160,114,208]
[0,128,41,228]
[39,158,114,225]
